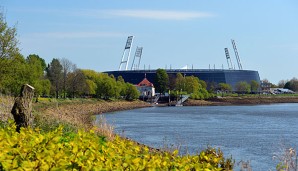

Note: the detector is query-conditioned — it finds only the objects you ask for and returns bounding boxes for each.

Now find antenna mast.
[119,36,134,70]
[131,47,143,70]
[231,39,243,70]
[224,48,234,70]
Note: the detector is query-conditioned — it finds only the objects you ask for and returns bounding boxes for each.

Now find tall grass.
[273,145,297,171]
[0,94,14,122]
[93,115,114,140]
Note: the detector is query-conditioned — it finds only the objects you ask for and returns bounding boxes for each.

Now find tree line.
[278,78,298,92]
[155,69,263,98]
[0,12,139,100]
[154,69,212,100]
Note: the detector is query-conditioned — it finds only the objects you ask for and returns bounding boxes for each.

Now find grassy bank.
[33,98,151,131]
[0,96,234,170]
[0,96,153,141]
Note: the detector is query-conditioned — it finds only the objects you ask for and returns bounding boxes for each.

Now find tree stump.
[11,84,35,132]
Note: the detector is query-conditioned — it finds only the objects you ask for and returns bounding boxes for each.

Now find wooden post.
[11,84,35,132]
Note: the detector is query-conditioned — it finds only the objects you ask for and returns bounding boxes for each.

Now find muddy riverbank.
[184,96,298,106]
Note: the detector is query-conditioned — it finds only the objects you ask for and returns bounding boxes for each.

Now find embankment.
[34,99,151,129]
[184,96,298,106]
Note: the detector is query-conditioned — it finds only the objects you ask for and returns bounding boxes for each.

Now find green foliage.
[85,79,97,95]
[0,13,50,96]
[175,73,185,91]
[174,73,211,100]
[235,81,251,94]
[184,76,201,94]
[0,12,19,59]
[250,80,260,93]
[0,54,28,95]
[26,54,51,97]
[81,69,100,96]
[155,69,169,94]
[80,71,140,100]
[67,69,86,98]
[96,74,119,99]
[46,58,63,98]
[199,80,207,89]
[124,83,140,100]
[284,78,298,92]
[26,54,46,71]
[218,83,232,92]
[39,79,51,96]
[0,122,233,170]
[190,88,212,100]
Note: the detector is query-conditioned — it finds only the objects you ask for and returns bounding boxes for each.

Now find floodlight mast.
[119,36,134,71]
[131,47,143,70]
[231,39,243,70]
[224,48,234,70]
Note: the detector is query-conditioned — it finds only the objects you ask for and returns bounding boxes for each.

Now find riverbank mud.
[184,96,298,106]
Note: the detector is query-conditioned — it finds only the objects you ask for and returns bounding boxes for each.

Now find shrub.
[0,121,233,170]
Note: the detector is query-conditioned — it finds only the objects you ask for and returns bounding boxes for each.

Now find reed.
[273,145,297,171]
[93,115,115,140]
[0,94,14,122]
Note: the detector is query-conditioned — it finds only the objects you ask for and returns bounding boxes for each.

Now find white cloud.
[102,9,214,20]
[24,31,126,39]
[12,8,214,21]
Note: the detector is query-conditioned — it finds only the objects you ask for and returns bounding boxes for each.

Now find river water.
[99,103,298,170]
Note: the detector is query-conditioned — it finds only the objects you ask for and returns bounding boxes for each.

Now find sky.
[1,0,298,84]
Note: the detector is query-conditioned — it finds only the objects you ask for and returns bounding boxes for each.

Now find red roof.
[137,78,154,87]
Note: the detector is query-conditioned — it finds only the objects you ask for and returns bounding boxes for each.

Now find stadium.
[105,36,261,91]
[105,69,260,91]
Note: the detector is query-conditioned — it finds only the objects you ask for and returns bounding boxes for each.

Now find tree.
[0,12,19,59]
[60,58,73,98]
[26,54,50,99]
[81,69,100,96]
[218,83,232,92]
[175,73,185,91]
[0,11,22,93]
[2,54,28,95]
[39,79,51,96]
[117,76,127,98]
[155,69,169,94]
[261,78,277,88]
[124,83,140,100]
[117,75,125,83]
[96,74,118,99]
[67,68,86,98]
[198,80,207,89]
[184,76,201,94]
[168,74,176,91]
[278,79,288,88]
[26,54,46,71]
[235,81,251,94]
[250,80,260,93]
[46,58,63,98]
[85,79,97,96]
[284,78,298,92]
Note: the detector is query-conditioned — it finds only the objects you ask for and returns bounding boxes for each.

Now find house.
[261,81,271,93]
[135,77,155,98]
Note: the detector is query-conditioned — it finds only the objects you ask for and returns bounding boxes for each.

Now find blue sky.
[1,0,298,84]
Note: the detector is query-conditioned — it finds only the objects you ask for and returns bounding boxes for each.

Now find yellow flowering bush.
[0,121,233,170]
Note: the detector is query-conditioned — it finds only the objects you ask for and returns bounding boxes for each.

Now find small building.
[135,77,155,98]
[261,81,271,93]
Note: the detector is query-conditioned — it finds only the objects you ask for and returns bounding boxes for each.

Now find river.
[98,103,298,170]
